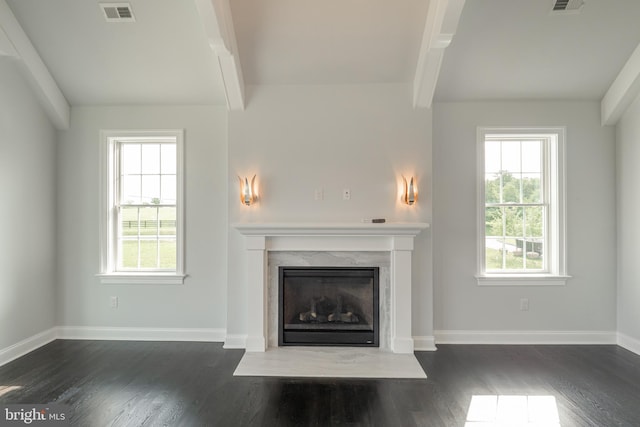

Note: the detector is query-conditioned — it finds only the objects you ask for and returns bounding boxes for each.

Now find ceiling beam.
[601,42,640,126]
[0,25,17,57]
[413,0,466,109]
[0,0,70,129]
[194,0,245,111]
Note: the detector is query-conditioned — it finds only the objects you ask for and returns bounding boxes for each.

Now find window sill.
[96,273,186,285]
[476,274,570,286]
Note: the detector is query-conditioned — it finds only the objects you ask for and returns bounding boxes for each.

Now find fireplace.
[279,267,379,347]
[232,222,430,353]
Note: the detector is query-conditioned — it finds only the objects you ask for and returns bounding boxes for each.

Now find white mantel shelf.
[232,222,430,354]
[233,222,429,238]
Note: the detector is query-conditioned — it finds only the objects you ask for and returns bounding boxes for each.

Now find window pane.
[485,207,503,237]
[522,174,541,203]
[485,140,501,173]
[503,238,525,270]
[501,140,521,174]
[139,240,158,268]
[161,144,176,174]
[159,240,176,269]
[501,173,521,203]
[161,175,176,204]
[141,144,160,174]
[521,140,542,173]
[486,238,505,270]
[121,239,138,268]
[122,144,140,174]
[504,206,523,237]
[525,206,543,237]
[485,174,500,204]
[159,207,176,236]
[141,175,160,204]
[122,175,141,204]
[120,206,139,236]
[138,207,158,236]
[480,130,561,275]
[522,239,544,270]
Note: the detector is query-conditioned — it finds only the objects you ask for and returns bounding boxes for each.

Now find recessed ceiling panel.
[231,0,429,85]
[434,0,640,101]
[7,0,227,106]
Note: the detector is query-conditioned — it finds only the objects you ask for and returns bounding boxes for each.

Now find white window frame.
[476,127,569,286]
[97,129,186,285]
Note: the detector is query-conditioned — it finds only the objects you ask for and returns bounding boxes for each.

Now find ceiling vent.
[100,3,135,22]
[551,0,585,14]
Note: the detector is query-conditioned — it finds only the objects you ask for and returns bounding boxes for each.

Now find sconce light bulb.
[239,174,257,206]
[403,175,417,205]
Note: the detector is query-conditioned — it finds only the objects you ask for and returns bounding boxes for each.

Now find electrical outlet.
[110,296,118,309]
[343,189,351,200]
[520,298,529,311]
[314,188,324,201]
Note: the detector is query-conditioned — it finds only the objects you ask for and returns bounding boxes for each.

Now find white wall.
[0,60,57,349]
[433,101,617,335]
[616,94,640,348]
[226,84,433,342]
[56,106,228,332]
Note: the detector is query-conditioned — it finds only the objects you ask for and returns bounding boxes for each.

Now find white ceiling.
[4,0,640,109]
[230,0,429,85]
[434,0,640,101]
[6,0,227,106]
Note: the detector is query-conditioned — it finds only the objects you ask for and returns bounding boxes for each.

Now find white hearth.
[233,222,429,354]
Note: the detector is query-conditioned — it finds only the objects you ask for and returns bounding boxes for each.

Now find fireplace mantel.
[233,222,429,354]
[233,222,429,236]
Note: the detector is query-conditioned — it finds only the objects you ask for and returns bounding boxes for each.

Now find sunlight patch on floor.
[465,395,560,427]
[0,385,22,398]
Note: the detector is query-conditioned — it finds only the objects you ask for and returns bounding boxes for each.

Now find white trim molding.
[0,328,57,367]
[98,129,186,285]
[223,334,248,349]
[232,222,430,237]
[601,41,640,126]
[617,333,640,356]
[476,127,568,285]
[476,275,571,287]
[435,330,617,345]
[96,273,187,285]
[194,0,245,110]
[413,336,438,351]
[413,0,466,108]
[57,327,226,342]
[233,222,429,354]
[0,0,69,129]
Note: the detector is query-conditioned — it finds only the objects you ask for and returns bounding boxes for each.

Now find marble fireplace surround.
[233,222,429,354]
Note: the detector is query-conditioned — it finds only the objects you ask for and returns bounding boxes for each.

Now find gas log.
[298,295,359,323]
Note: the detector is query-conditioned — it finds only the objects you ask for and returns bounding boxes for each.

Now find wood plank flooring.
[1,340,640,426]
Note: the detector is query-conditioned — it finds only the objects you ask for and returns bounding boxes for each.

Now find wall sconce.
[402,176,417,205]
[238,175,257,206]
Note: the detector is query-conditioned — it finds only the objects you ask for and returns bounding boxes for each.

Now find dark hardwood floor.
[1,340,640,426]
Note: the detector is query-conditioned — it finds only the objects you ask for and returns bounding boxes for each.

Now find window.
[98,130,185,284]
[477,128,568,285]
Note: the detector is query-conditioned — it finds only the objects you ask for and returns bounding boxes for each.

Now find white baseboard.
[434,330,617,345]
[223,335,439,352]
[618,333,640,356]
[223,334,247,349]
[57,326,226,342]
[0,328,57,367]
[3,328,629,369]
[413,336,437,351]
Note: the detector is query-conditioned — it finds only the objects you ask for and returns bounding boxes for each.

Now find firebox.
[278,267,379,347]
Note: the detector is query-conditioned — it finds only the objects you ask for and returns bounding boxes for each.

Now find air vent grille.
[100,3,135,22]
[551,0,584,13]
